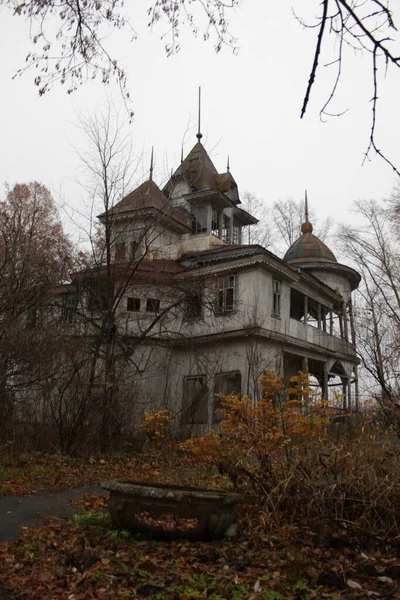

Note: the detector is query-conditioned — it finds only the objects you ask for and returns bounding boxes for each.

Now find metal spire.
[181,146,184,163]
[301,189,313,234]
[304,189,309,222]
[227,155,230,173]
[196,86,203,142]
[149,146,154,182]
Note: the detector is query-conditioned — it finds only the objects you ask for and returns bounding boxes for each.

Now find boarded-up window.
[182,376,208,424]
[214,371,242,423]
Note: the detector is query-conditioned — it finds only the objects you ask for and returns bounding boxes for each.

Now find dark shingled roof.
[98,180,190,230]
[103,180,170,215]
[283,228,337,264]
[181,142,218,190]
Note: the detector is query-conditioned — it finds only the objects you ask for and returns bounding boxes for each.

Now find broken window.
[182,376,208,424]
[216,275,236,314]
[146,298,160,313]
[127,297,141,312]
[191,206,208,234]
[214,371,242,423]
[272,278,282,317]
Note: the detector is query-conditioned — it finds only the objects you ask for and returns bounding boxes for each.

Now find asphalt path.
[0,484,108,542]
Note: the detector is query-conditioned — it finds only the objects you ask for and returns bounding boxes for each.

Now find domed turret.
[283,218,337,264]
[283,193,360,299]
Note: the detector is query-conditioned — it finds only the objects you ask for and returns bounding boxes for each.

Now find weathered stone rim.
[102,480,243,504]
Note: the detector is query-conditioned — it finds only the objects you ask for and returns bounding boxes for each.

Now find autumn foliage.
[182,371,400,541]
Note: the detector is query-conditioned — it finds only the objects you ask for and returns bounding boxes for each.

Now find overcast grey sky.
[0,1,399,247]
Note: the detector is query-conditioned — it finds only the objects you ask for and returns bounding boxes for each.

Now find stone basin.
[102,480,243,541]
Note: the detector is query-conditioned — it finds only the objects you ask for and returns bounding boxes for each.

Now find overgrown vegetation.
[2,373,400,598]
[181,371,400,544]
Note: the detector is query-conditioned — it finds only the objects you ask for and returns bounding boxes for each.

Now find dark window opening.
[182,376,208,424]
[185,289,202,319]
[146,298,160,313]
[87,283,109,312]
[127,297,141,312]
[214,371,242,423]
[290,289,305,321]
[61,294,78,323]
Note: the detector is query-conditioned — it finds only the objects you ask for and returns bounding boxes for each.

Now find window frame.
[127,297,141,312]
[146,298,160,313]
[272,278,282,318]
[215,274,237,315]
[213,371,242,423]
[182,375,208,425]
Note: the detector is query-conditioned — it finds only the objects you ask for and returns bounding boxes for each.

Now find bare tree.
[300,1,400,174]
[339,198,400,411]
[3,0,400,173]
[1,0,238,101]
[270,197,334,255]
[240,191,271,247]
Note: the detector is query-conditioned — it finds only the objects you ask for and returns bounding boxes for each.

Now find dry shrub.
[181,371,400,541]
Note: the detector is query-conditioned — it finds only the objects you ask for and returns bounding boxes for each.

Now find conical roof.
[105,180,168,216]
[283,221,337,264]
[98,179,191,230]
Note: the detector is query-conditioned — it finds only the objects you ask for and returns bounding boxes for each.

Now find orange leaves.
[182,371,330,493]
[141,409,172,440]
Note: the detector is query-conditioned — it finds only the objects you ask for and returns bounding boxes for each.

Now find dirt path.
[0,485,108,542]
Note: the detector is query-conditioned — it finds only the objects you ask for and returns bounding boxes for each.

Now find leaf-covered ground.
[1,449,400,599]
[0,447,223,497]
[1,506,400,600]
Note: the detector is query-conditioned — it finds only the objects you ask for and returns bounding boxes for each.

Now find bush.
[181,371,400,542]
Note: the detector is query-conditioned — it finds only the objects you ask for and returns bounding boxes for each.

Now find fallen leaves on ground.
[0,445,224,497]
[1,515,400,599]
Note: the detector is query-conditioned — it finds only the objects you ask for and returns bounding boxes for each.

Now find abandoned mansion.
[60,132,361,435]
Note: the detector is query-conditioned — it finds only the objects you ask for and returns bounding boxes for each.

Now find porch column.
[322,307,327,332]
[347,378,352,412]
[354,366,360,412]
[323,362,329,401]
[343,302,349,342]
[317,303,322,330]
[329,310,334,335]
[349,299,356,346]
